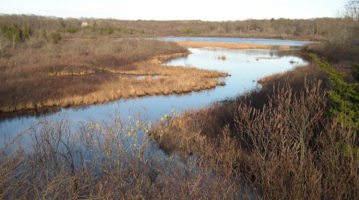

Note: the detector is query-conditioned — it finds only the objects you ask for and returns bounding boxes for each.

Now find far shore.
[174,41,292,50]
[0,37,306,114]
[0,39,228,114]
[0,52,228,113]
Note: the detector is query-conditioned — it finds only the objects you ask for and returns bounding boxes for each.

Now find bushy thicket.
[0,23,33,48]
[0,14,352,39]
[313,55,359,130]
[151,59,359,199]
[0,23,33,42]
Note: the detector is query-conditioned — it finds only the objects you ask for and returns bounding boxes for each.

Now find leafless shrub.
[0,14,352,40]
[0,111,253,199]
[150,63,359,199]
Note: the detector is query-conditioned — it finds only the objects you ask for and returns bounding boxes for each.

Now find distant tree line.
[0,23,33,48]
[0,14,355,41]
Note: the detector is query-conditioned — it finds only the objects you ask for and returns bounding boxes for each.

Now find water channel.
[0,38,309,148]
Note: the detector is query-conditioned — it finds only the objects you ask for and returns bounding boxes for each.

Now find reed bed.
[2,61,358,199]
[150,64,359,199]
[0,112,251,199]
[0,38,228,113]
[175,41,291,50]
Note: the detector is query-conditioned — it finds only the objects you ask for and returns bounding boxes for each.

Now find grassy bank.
[0,38,228,113]
[0,113,253,199]
[175,41,292,50]
[150,60,359,199]
[2,13,359,199]
[2,49,358,199]
[3,61,350,199]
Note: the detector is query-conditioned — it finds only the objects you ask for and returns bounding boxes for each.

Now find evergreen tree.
[312,54,359,131]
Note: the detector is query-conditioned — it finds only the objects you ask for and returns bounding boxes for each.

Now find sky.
[0,0,346,21]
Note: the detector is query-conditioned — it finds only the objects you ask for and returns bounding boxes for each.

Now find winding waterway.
[0,38,309,147]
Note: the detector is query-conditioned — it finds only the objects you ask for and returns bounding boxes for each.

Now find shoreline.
[0,52,228,114]
[150,63,320,157]
[0,38,307,115]
[174,41,292,50]
[159,35,314,41]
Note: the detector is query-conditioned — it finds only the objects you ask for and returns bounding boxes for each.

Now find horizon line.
[0,13,342,22]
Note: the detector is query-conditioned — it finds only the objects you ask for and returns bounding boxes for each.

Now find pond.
[0,39,308,148]
[159,36,312,46]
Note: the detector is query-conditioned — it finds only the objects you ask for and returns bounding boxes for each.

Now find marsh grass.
[0,112,252,199]
[175,41,292,50]
[0,38,228,113]
[150,64,359,199]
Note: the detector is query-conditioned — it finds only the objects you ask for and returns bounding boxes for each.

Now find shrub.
[183,28,197,35]
[65,27,78,34]
[312,54,359,130]
[50,31,62,44]
[0,23,33,43]
[151,63,359,199]
[0,114,249,199]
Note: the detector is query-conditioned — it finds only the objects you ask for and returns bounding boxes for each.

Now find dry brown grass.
[0,38,228,113]
[0,113,251,199]
[175,41,292,50]
[256,64,323,85]
[150,63,359,199]
[2,62,358,199]
[257,73,285,84]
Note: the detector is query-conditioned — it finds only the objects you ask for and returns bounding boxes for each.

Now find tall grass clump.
[0,111,252,199]
[0,38,201,113]
[2,62,358,199]
[232,77,359,199]
[151,61,359,199]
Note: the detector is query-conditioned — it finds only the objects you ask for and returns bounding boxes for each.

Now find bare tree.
[344,0,359,20]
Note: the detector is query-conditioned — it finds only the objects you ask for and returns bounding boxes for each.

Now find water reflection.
[159,36,312,46]
[0,48,307,143]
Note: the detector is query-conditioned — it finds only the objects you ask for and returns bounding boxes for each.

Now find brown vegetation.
[2,50,357,199]
[150,63,359,199]
[257,72,285,84]
[0,113,252,199]
[0,14,353,41]
[175,41,291,50]
[256,64,321,84]
[2,9,359,199]
[0,38,228,113]
[300,17,359,62]
[301,40,359,62]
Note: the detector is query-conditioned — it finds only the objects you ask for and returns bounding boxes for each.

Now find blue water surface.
[0,44,308,146]
[159,37,312,46]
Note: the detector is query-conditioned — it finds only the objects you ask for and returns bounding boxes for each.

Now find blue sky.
[0,0,345,21]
